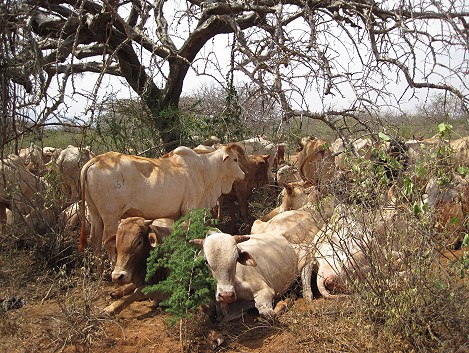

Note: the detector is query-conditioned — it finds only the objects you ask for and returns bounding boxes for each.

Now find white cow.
[18,143,57,174]
[0,154,47,221]
[79,144,245,274]
[332,137,374,171]
[313,206,403,299]
[190,232,313,321]
[48,145,95,204]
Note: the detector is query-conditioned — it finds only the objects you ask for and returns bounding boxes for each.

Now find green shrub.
[143,209,217,324]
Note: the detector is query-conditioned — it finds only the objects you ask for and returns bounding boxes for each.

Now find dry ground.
[1,249,467,353]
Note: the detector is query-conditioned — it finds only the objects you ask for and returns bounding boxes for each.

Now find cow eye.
[233,158,238,162]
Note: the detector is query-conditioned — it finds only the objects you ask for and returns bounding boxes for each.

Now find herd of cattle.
[1,134,468,322]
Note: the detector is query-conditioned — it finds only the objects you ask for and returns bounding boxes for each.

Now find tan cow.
[79,144,245,274]
[450,135,469,165]
[296,137,335,191]
[102,217,174,315]
[18,143,57,175]
[252,210,322,244]
[260,180,335,222]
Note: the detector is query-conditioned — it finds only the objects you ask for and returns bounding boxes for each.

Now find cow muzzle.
[217,291,236,304]
[111,270,130,285]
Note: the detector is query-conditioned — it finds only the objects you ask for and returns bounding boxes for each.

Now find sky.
[35,1,468,125]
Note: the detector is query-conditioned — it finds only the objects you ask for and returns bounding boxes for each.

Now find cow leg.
[89,213,105,276]
[102,216,119,267]
[236,190,251,231]
[253,288,276,319]
[110,283,137,299]
[102,287,147,316]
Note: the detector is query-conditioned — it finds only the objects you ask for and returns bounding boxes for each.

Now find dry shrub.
[39,267,109,351]
[327,144,469,352]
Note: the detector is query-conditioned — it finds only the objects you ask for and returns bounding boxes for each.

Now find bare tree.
[1,0,468,151]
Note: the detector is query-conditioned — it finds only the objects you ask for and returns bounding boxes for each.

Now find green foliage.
[437,122,452,140]
[143,209,217,324]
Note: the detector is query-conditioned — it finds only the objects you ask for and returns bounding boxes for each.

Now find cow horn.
[189,238,205,247]
[233,235,250,244]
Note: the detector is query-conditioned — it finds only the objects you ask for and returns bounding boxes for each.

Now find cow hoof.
[273,298,294,316]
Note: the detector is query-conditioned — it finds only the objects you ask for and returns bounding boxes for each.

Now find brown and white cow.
[79,144,245,274]
[218,144,272,233]
[101,217,174,315]
[190,232,311,322]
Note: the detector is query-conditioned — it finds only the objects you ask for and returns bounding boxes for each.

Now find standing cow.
[79,144,245,274]
[48,145,95,205]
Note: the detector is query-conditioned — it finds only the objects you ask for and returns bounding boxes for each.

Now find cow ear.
[148,232,158,248]
[266,153,275,167]
[104,235,116,249]
[189,238,205,247]
[237,250,257,267]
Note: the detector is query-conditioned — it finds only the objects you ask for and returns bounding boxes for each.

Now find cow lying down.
[313,206,404,299]
[190,232,315,322]
[102,217,174,316]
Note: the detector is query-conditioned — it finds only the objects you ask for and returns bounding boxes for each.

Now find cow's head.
[190,233,256,304]
[105,217,173,287]
[220,144,246,192]
[280,181,319,212]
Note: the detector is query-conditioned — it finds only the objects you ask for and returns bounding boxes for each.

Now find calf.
[190,232,314,322]
[102,217,174,315]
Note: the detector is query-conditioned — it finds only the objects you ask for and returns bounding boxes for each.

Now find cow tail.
[78,160,91,252]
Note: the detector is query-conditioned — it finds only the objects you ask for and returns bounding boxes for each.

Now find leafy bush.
[143,209,217,324]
